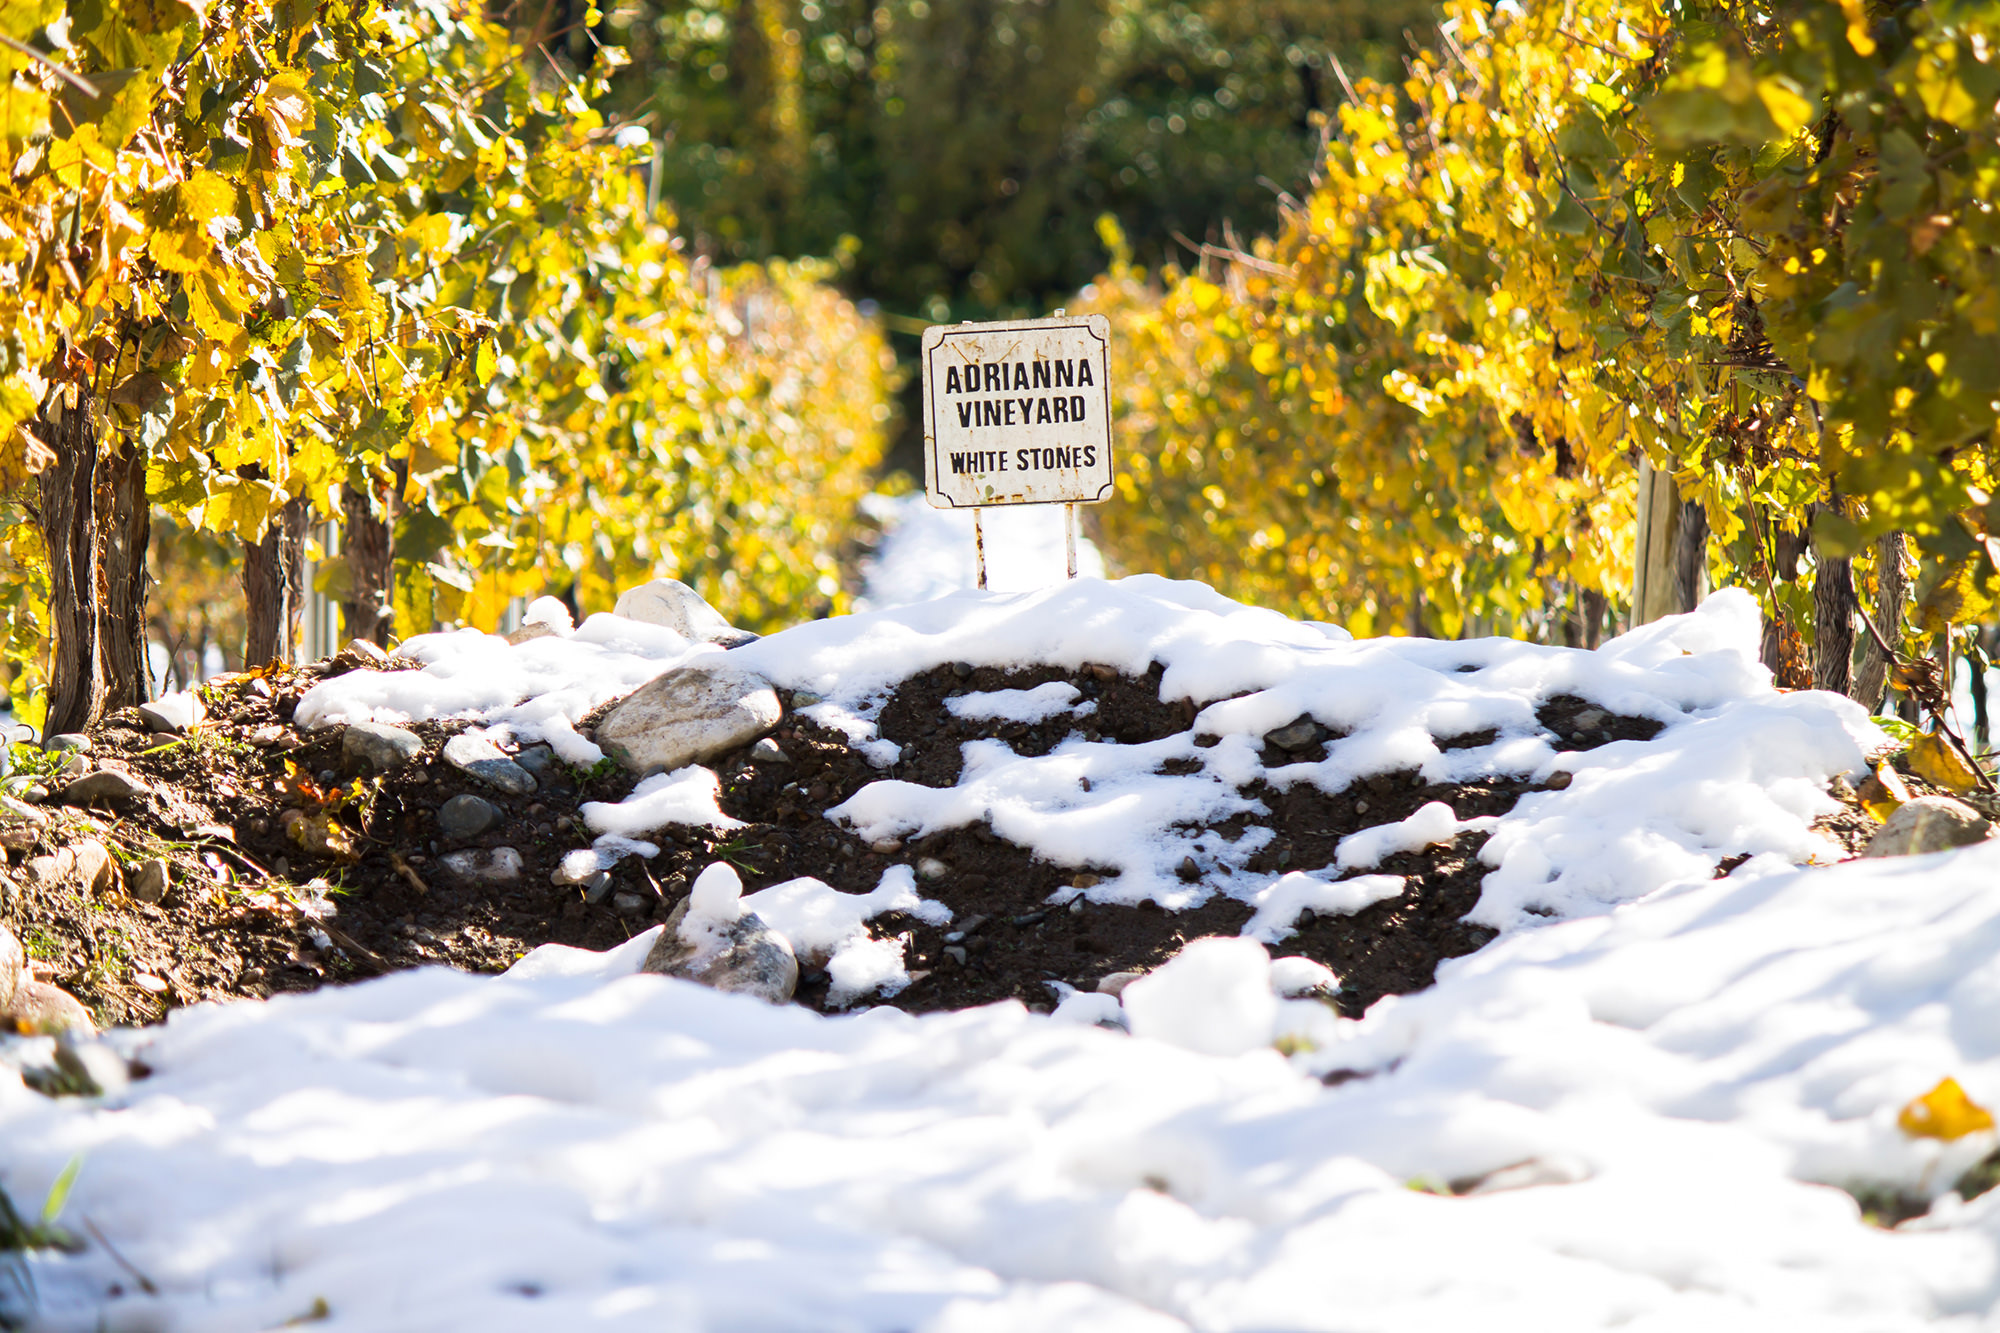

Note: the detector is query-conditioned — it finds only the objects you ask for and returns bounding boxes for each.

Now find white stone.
[1862,796,1993,859]
[595,661,782,777]
[612,578,757,647]
[4,979,95,1035]
[138,689,204,734]
[440,847,524,882]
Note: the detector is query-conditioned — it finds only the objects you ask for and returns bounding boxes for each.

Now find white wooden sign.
[921,315,1114,509]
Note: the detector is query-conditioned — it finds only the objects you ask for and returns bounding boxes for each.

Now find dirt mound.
[0,657,1877,1029]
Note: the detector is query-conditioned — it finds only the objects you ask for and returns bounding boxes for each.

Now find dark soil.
[0,659,1879,1030]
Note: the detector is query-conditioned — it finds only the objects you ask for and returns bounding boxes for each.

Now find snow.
[582,765,745,840]
[15,842,2000,1328]
[946,680,1091,725]
[855,491,1106,608]
[1239,871,1405,945]
[14,574,1973,1329]
[291,576,1880,951]
[1120,937,1280,1057]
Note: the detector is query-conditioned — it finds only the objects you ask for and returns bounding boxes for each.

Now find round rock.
[595,661,783,777]
[438,794,504,840]
[129,857,170,904]
[442,734,537,796]
[642,900,798,1004]
[4,979,95,1036]
[61,768,154,804]
[612,578,758,648]
[439,846,524,883]
[343,722,425,774]
[1862,795,1994,859]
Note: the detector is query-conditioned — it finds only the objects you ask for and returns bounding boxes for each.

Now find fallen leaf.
[1909,732,1983,796]
[1858,763,1913,822]
[1899,1077,1995,1141]
[282,808,357,862]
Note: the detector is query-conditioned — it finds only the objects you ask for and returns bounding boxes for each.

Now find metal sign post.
[920,314,1114,585]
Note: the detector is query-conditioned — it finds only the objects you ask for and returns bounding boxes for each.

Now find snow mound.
[12,843,2000,1328]
[294,579,1883,933]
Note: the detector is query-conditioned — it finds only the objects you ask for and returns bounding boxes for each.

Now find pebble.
[442,733,537,796]
[439,846,524,883]
[943,945,969,966]
[50,1037,131,1095]
[1095,970,1144,998]
[0,924,19,1011]
[27,849,73,884]
[1355,799,1370,814]
[72,839,117,895]
[137,690,204,734]
[917,857,948,881]
[789,689,824,708]
[1569,707,1607,734]
[1176,855,1202,882]
[581,871,615,904]
[343,721,425,773]
[750,737,789,764]
[249,725,288,747]
[129,857,169,904]
[1543,771,1573,791]
[45,733,92,754]
[553,849,611,885]
[62,768,153,804]
[869,838,903,854]
[437,794,503,840]
[512,745,565,787]
[613,892,649,916]
[1264,717,1320,751]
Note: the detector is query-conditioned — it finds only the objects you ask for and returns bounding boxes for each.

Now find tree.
[1087,0,2000,727]
[1,0,890,732]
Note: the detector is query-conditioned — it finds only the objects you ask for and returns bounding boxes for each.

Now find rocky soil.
[0,652,1886,1032]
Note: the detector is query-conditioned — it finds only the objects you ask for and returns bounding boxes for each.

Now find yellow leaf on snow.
[1899,1077,1995,1141]
[1909,732,1983,797]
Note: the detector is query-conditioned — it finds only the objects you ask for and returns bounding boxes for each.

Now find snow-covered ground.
[10,571,2000,1331]
[855,492,1105,608]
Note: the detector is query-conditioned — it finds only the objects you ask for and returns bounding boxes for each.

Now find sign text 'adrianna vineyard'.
[922,315,1113,508]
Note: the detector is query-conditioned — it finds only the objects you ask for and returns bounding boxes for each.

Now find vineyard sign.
[921,315,1114,509]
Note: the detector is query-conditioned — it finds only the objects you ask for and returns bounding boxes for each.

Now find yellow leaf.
[148,219,210,273]
[1909,732,1982,796]
[180,170,238,223]
[1899,1077,1994,1141]
[1755,77,1813,137]
[1858,762,1911,821]
[255,69,314,147]
[185,269,246,341]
